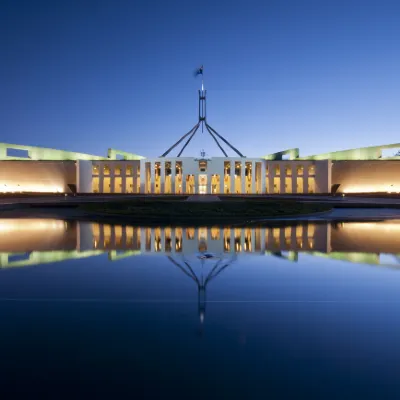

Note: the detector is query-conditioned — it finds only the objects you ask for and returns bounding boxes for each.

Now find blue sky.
[1,0,400,158]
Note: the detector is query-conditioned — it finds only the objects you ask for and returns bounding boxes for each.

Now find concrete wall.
[77,160,92,193]
[0,161,76,193]
[332,160,400,193]
[0,219,77,252]
[331,221,400,253]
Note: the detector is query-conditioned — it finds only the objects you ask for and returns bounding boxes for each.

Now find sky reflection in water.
[1,219,400,397]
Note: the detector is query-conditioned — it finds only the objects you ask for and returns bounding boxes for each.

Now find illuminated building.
[2,86,400,195]
[2,220,400,269]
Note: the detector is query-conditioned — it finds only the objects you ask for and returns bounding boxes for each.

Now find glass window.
[308,177,315,193]
[275,165,280,175]
[126,166,133,176]
[199,161,207,172]
[297,165,304,175]
[92,165,99,175]
[115,166,122,175]
[186,228,195,240]
[211,227,220,240]
[103,165,110,175]
[308,165,315,175]
[285,166,292,176]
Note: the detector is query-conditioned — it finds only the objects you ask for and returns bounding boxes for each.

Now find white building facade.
[86,157,331,195]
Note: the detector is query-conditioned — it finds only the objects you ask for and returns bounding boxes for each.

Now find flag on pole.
[194,65,203,76]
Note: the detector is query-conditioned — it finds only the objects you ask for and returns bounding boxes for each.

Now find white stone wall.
[76,160,92,193]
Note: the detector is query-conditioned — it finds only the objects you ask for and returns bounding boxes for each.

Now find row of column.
[141,160,265,194]
[91,225,325,253]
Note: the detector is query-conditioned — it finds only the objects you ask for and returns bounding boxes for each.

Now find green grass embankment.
[81,198,331,224]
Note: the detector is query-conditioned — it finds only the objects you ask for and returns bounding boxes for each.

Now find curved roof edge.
[299,143,400,161]
[0,143,146,161]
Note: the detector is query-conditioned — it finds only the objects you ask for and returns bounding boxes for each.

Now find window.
[115,166,122,175]
[273,177,280,193]
[297,165,303,175]
[285,166,292,176]
[308,165,315,175]
[308,177,315,193]
[285,177,292,193]
[126,166,133,176]
[275,165,280,175]
[211,227,220,240]
[103,165,110,175]
[296,177,304,193]
[92,165,99,175]
[199,161,207,172]
[186,228,195,240]
[92,177,99,193]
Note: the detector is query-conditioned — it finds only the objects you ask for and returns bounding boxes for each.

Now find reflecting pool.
[1,219,400,397]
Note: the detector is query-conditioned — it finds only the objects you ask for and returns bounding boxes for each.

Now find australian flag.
[194,65,203,76]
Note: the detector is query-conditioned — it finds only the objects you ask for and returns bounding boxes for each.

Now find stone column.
[171,228,176,254]
[280,167,286,194]
[260,228,266,252]
[133,167,138,194]
[230,229,235,253]
[99,173,104,193]
[304,167,309,194]
[150,228,155,252]
[171,161,176,194]
[140,228,146,252]
[230,161,235,194]
[220,169,225,194]
[292,168,297,194]
[110,176,115,194]
[161,228,165,252]
[139,160,146,193]
[251,161,256,194]
[261,162,266,194]
[241,161,246,194]
[121,226,127,248]
[150,161,155,194]
[160,160,165,194]
[207,173,212,194]
[121,172,127,194]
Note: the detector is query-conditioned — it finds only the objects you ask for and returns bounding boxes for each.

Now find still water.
[1,219,400,398]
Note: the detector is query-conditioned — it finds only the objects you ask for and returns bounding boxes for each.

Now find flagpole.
[201,66,204,131]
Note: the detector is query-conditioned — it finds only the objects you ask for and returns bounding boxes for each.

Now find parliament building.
[1,86,400,195]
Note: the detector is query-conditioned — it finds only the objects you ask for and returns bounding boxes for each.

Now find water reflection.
[1,219,400,269]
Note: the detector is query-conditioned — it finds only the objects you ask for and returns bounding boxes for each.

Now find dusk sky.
[1,0,400,158]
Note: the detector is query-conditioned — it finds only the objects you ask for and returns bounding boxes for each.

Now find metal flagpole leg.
[206,123,245,157]
[160,122,200,157]
[177,122,200,157]
[205,125,228,157]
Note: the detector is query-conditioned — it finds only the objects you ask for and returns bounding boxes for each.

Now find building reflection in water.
[2,219,400,269]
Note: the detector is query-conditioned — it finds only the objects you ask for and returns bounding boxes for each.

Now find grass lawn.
[81,198,331,223]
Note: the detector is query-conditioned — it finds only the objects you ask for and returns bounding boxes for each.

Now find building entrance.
[198,174,208,194]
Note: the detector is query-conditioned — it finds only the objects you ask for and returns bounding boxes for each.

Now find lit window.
[275,165,280,175]
[126,166,133,176]
[285,166,292,176]
[199,161,207,172]
[115,166,122,175]
[92,165,99,175]
[308,165,315,175]
[103,165,110,175]
[297,165,303,175]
